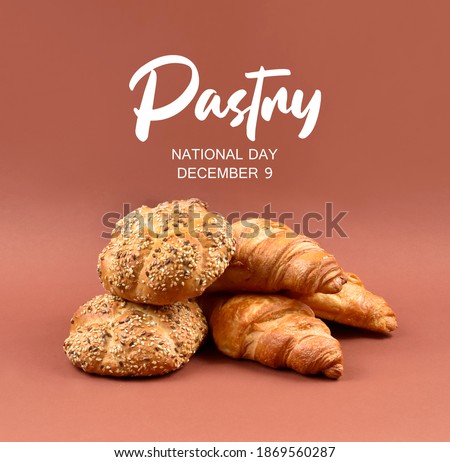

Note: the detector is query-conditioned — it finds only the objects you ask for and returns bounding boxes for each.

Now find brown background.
[1,1,449,441]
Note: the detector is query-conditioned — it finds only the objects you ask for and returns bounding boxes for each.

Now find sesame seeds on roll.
[63,294,208,377]
[97,198,235,305]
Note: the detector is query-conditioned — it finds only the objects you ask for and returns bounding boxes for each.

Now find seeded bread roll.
[63,294,208,377]
[98,198,235,305]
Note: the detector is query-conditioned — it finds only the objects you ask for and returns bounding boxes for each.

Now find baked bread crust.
[200,293,344,379]
[209,218,347,295]
[293,272,398,333]
[98,198,235,305]
[63,294,208,376]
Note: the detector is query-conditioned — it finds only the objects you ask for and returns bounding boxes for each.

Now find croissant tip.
[383,315,398,333]
[323,363,343,379]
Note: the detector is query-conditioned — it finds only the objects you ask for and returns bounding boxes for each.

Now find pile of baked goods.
[64,198,397,379]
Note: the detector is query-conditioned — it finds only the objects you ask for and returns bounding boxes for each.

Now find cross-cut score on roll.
[63,294,208,376]
[98,198,235,305]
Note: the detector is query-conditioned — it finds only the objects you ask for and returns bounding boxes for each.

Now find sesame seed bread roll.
[63,294,208,377]
[98,198,235,305]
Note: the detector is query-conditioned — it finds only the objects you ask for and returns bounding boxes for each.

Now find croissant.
[292,272,398,333]
[208,218,347,295]
[199,293,344,379]
[98,198,235,305]
[63,294,208,376]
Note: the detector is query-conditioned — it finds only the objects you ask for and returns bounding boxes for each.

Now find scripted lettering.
[129,55,321,142]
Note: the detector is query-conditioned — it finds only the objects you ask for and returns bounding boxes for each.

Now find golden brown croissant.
[63,294,208,376]
[291,273,398,333]
[208,218,347,295]
[199,293,344,379]
[98,198,235,305]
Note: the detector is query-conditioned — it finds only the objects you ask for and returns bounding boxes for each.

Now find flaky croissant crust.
[201,294,344,379]
[209,218,347,295]
[293,272,398,333]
